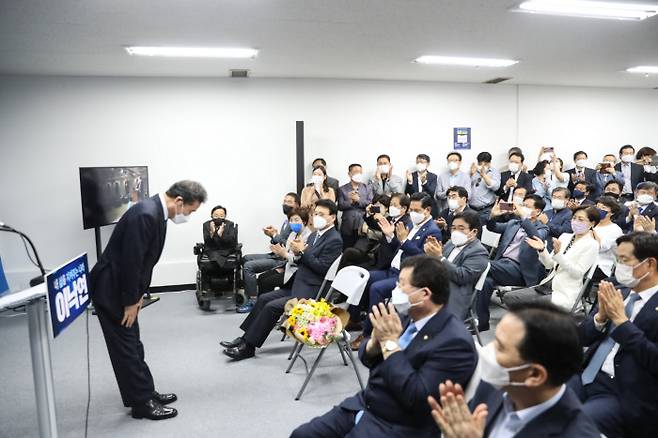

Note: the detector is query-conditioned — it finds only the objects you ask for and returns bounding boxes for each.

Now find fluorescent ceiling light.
[125,46,258,58]
[627,66,658,73]
[414,56,519,67]
[516,1,658,21]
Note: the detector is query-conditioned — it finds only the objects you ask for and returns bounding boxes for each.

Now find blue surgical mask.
[289,223,303,234]
[597,208,609,220]
[572,189,585,199]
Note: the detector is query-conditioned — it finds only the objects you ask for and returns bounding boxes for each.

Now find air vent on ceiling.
[483,77,512,84]
[229,69,250,78]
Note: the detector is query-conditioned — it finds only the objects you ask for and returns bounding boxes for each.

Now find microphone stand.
[0,224,47,286]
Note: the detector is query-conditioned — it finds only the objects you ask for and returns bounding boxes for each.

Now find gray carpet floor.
[0,290,502,438]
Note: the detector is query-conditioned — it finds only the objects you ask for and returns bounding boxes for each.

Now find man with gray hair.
[90,180,206,420]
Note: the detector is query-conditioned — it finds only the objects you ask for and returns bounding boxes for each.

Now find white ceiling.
[1,0,657,88]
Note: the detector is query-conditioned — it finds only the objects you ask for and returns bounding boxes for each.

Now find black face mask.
[603,191,620,199]
[282,204,293,216]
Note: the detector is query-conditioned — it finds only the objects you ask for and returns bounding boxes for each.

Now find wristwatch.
[383,340,399,352]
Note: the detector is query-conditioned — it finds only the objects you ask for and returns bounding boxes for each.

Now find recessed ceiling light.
[414,56,519,67]
[124,46,258,59]
[627,66,658,73]
[515,0,658,21]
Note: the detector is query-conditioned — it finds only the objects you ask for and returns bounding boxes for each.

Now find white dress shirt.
[489,385,566,438]
[596,284,658,377]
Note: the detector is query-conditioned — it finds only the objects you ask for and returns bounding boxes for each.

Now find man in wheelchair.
[194,205,242,310]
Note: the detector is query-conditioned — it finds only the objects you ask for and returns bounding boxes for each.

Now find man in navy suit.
[622,182,658,231]
[476,194,549,331]
[496,152,533,203]
[569,232,658,438]
[616,144,646,201]
[291,255,477,438]
[429,301,600,438]
[567,150,597,195]
[221,199,343,360]
[90,180,207,420]
[405,153,438,216]
[358,193,442,339]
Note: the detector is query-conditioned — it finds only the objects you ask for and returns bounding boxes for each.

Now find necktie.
[581,293,642,385]
[398,323,418,350]
[313,233,320,245]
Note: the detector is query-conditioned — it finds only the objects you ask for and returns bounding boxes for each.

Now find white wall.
[1,76,657,290]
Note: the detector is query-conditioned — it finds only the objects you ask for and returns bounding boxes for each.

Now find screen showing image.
[79,166,149,230]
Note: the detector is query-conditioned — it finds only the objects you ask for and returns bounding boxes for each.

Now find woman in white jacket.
[503,205,600,310]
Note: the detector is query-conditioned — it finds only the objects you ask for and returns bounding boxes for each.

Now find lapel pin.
[423,335,429,340]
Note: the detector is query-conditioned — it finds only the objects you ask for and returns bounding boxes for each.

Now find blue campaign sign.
[45,254,90,338]
[453,127,471,150]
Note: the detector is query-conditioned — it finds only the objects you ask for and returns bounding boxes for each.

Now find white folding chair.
[286,266,369,400]
[465,263,490,346]
[480,228,501,258]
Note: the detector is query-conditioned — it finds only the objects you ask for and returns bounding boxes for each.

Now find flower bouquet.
[281,298,349,348]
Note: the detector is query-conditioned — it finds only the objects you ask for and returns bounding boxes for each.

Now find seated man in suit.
[240,192,300,309]
[291,255,477,438]
[424,210,489,320]
[369,154,405,196]
[430,301,600,438]
[202,205,238,269]
[435,185,475,243]
[339,163,374,248]
[476,194,549,331]
[568,150,597,194]
[569,232,658,438]
[220,199,343,361]
[537,187,572,250]
[567,181,595,209]
[405,153,438,216]
[359,194,441,335]
[623,181,658,229]
[496,152,533,203]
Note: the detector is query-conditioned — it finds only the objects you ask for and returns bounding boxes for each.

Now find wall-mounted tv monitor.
[79,166,149,230]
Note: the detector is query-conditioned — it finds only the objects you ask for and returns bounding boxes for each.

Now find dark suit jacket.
[496,170,533,200]
[442,239,489,320]
[290,226,342,298]
[89,195,167,319]
[471,382,600,437]
[338,182,374,236]
[620,202,658,233]
[405,171,439,216]
[202,219,238,267]
[567,167,597,194]
[340,308,477,437]
[368,214,413,270]
[615,162,645,193]
[578,287,658,438]
[386,219,442,265]
[487,218,549,286]
[545,207,573,238]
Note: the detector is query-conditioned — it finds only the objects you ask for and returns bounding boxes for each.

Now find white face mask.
[378,164,390,174]
[311,175,324,186]
[416,163,427,172]
[621,154,634,163]
[313,215,328,230]
[477,343,531,390]
[391,286,423,315]
[615,259,649,288]
[388,206,402,218]
[576,159,588,168]
[552,198,566,210]
[351,172,364,183]
[448,161,460,171]
[513,196,525,205]
[508,162,520,173]
[636,194,655,206]
[519,206,532,219]
[409,211,426,225]
[450,230,470,247]
[447,198,461,211]
[171,202,190,224]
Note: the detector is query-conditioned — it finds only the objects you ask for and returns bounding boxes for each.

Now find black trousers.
[240,288,292,348]
[96,305,155,407]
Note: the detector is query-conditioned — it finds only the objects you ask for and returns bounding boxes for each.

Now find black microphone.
[0,224,46,277]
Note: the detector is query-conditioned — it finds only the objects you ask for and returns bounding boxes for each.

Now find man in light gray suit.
[369,154,405,196]
[435,152,472,213]
[424,210,489,320]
